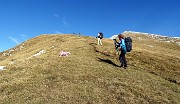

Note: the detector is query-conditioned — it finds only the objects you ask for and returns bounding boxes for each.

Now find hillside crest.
[0,33,180,103]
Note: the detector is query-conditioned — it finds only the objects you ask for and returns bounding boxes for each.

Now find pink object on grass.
[59,51,70,56]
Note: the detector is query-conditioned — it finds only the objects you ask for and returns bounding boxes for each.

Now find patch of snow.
[50,46,55,49]
[124,31,142,34]
[176,42,180,45]
[171,40,175,42]
[164,41,171,43]
[124,31,180,45]
[3,53,7,56]
[173,37,180,39]
[19,45,24,50]
[109,35,118,39]
[9,61,14,64]
[124,31,180,39]
[27,50,45,59]
[149,45,154,48]
[0,66,6,70]
[33,50,45,57]
[3,52,10,56]
[9,49,15,52]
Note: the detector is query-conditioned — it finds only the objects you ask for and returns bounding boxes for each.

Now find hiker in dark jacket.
[96,32,103,45]
[118,34,127,68]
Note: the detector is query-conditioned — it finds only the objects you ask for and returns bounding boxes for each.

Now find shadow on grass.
[89,43,110,56]
[97,57,119,67]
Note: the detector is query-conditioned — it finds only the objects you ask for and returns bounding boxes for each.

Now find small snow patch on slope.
[27,50,45,59]
[0,66,6,70]
[33,50,45,57]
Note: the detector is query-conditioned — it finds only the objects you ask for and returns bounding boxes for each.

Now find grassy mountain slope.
[0,33,180,104]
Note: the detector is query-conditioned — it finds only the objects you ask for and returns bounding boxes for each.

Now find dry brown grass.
[0,34,180,103]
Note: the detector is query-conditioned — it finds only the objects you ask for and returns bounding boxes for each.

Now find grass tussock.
[0,34,180,103]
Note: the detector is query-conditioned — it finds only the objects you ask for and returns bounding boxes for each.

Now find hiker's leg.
[98,38,100,45]
[119,54,123,67]
[121,52,127,67]
[100,39,102,45]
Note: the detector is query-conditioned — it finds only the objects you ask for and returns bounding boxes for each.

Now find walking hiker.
[118,34,127,69]
[96,32,103,45]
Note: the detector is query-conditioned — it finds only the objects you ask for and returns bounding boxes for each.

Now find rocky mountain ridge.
[123,31,180,45]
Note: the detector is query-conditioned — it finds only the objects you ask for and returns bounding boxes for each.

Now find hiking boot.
[119,64,123,67]
[124,67,128,69]
[119,65,123,68]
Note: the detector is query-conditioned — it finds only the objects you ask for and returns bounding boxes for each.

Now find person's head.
[118,34,125,40]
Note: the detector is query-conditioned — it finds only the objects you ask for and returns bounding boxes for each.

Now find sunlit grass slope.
[0,34,179,103]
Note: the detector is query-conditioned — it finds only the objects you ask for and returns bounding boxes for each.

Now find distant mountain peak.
[109,31,180,46]
[123,31,180,39]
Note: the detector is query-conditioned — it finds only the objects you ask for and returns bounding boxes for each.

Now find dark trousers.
[119,50,127,67]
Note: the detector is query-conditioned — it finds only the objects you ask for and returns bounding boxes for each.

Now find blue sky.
[0,0,180,52]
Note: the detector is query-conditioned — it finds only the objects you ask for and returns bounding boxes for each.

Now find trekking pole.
[113,39,120,55]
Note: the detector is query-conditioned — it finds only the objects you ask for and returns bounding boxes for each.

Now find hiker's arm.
[118,47,121,51]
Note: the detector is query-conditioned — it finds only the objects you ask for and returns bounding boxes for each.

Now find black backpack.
[125,37,132,52]
[99,32,103,39]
